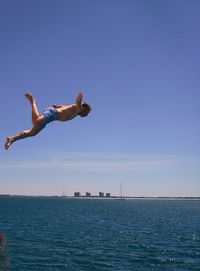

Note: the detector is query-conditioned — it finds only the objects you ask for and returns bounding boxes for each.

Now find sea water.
[0,197,199,271]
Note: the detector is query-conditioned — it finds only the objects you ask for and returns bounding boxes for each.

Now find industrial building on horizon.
[74,192,111,198]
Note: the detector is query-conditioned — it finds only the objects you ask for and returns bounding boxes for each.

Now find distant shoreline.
[0,194,200,200]
[63,196,200,200]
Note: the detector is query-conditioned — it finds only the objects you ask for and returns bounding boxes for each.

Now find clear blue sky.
[1,0,199,196]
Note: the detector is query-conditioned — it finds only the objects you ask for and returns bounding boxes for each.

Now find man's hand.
[77,91,83,100]
[53,104,64,109]
[76,91,83,112]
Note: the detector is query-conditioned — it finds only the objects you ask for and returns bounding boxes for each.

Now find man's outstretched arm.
[76,92,83,112]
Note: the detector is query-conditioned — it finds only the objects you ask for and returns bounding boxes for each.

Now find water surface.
[0,197,199,270]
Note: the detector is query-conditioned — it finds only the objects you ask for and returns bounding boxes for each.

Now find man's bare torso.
[56,104,79,121]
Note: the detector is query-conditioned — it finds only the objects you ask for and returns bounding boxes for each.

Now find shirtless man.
[4,91,91,150]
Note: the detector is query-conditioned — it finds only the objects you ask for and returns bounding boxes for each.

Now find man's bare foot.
[4,137,13,150]
[25,92,35,104]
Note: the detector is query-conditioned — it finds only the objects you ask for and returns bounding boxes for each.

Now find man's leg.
[25,92,41,125]
[4,121,44,150]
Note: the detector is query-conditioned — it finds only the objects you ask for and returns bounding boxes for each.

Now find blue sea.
[0,197,200,270]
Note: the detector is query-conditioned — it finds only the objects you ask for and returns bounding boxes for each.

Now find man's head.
[79,102,92,117]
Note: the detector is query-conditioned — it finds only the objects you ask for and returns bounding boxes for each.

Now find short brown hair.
[82,102,92,113]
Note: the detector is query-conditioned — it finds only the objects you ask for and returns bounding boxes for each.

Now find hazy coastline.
[1,194,199,200]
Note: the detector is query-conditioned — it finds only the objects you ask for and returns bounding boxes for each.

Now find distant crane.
[120,183,125,200]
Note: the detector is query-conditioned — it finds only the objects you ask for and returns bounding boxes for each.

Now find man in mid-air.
[4,91,91,150]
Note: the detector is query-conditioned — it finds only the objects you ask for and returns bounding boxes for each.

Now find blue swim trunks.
[41,108,59,129]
